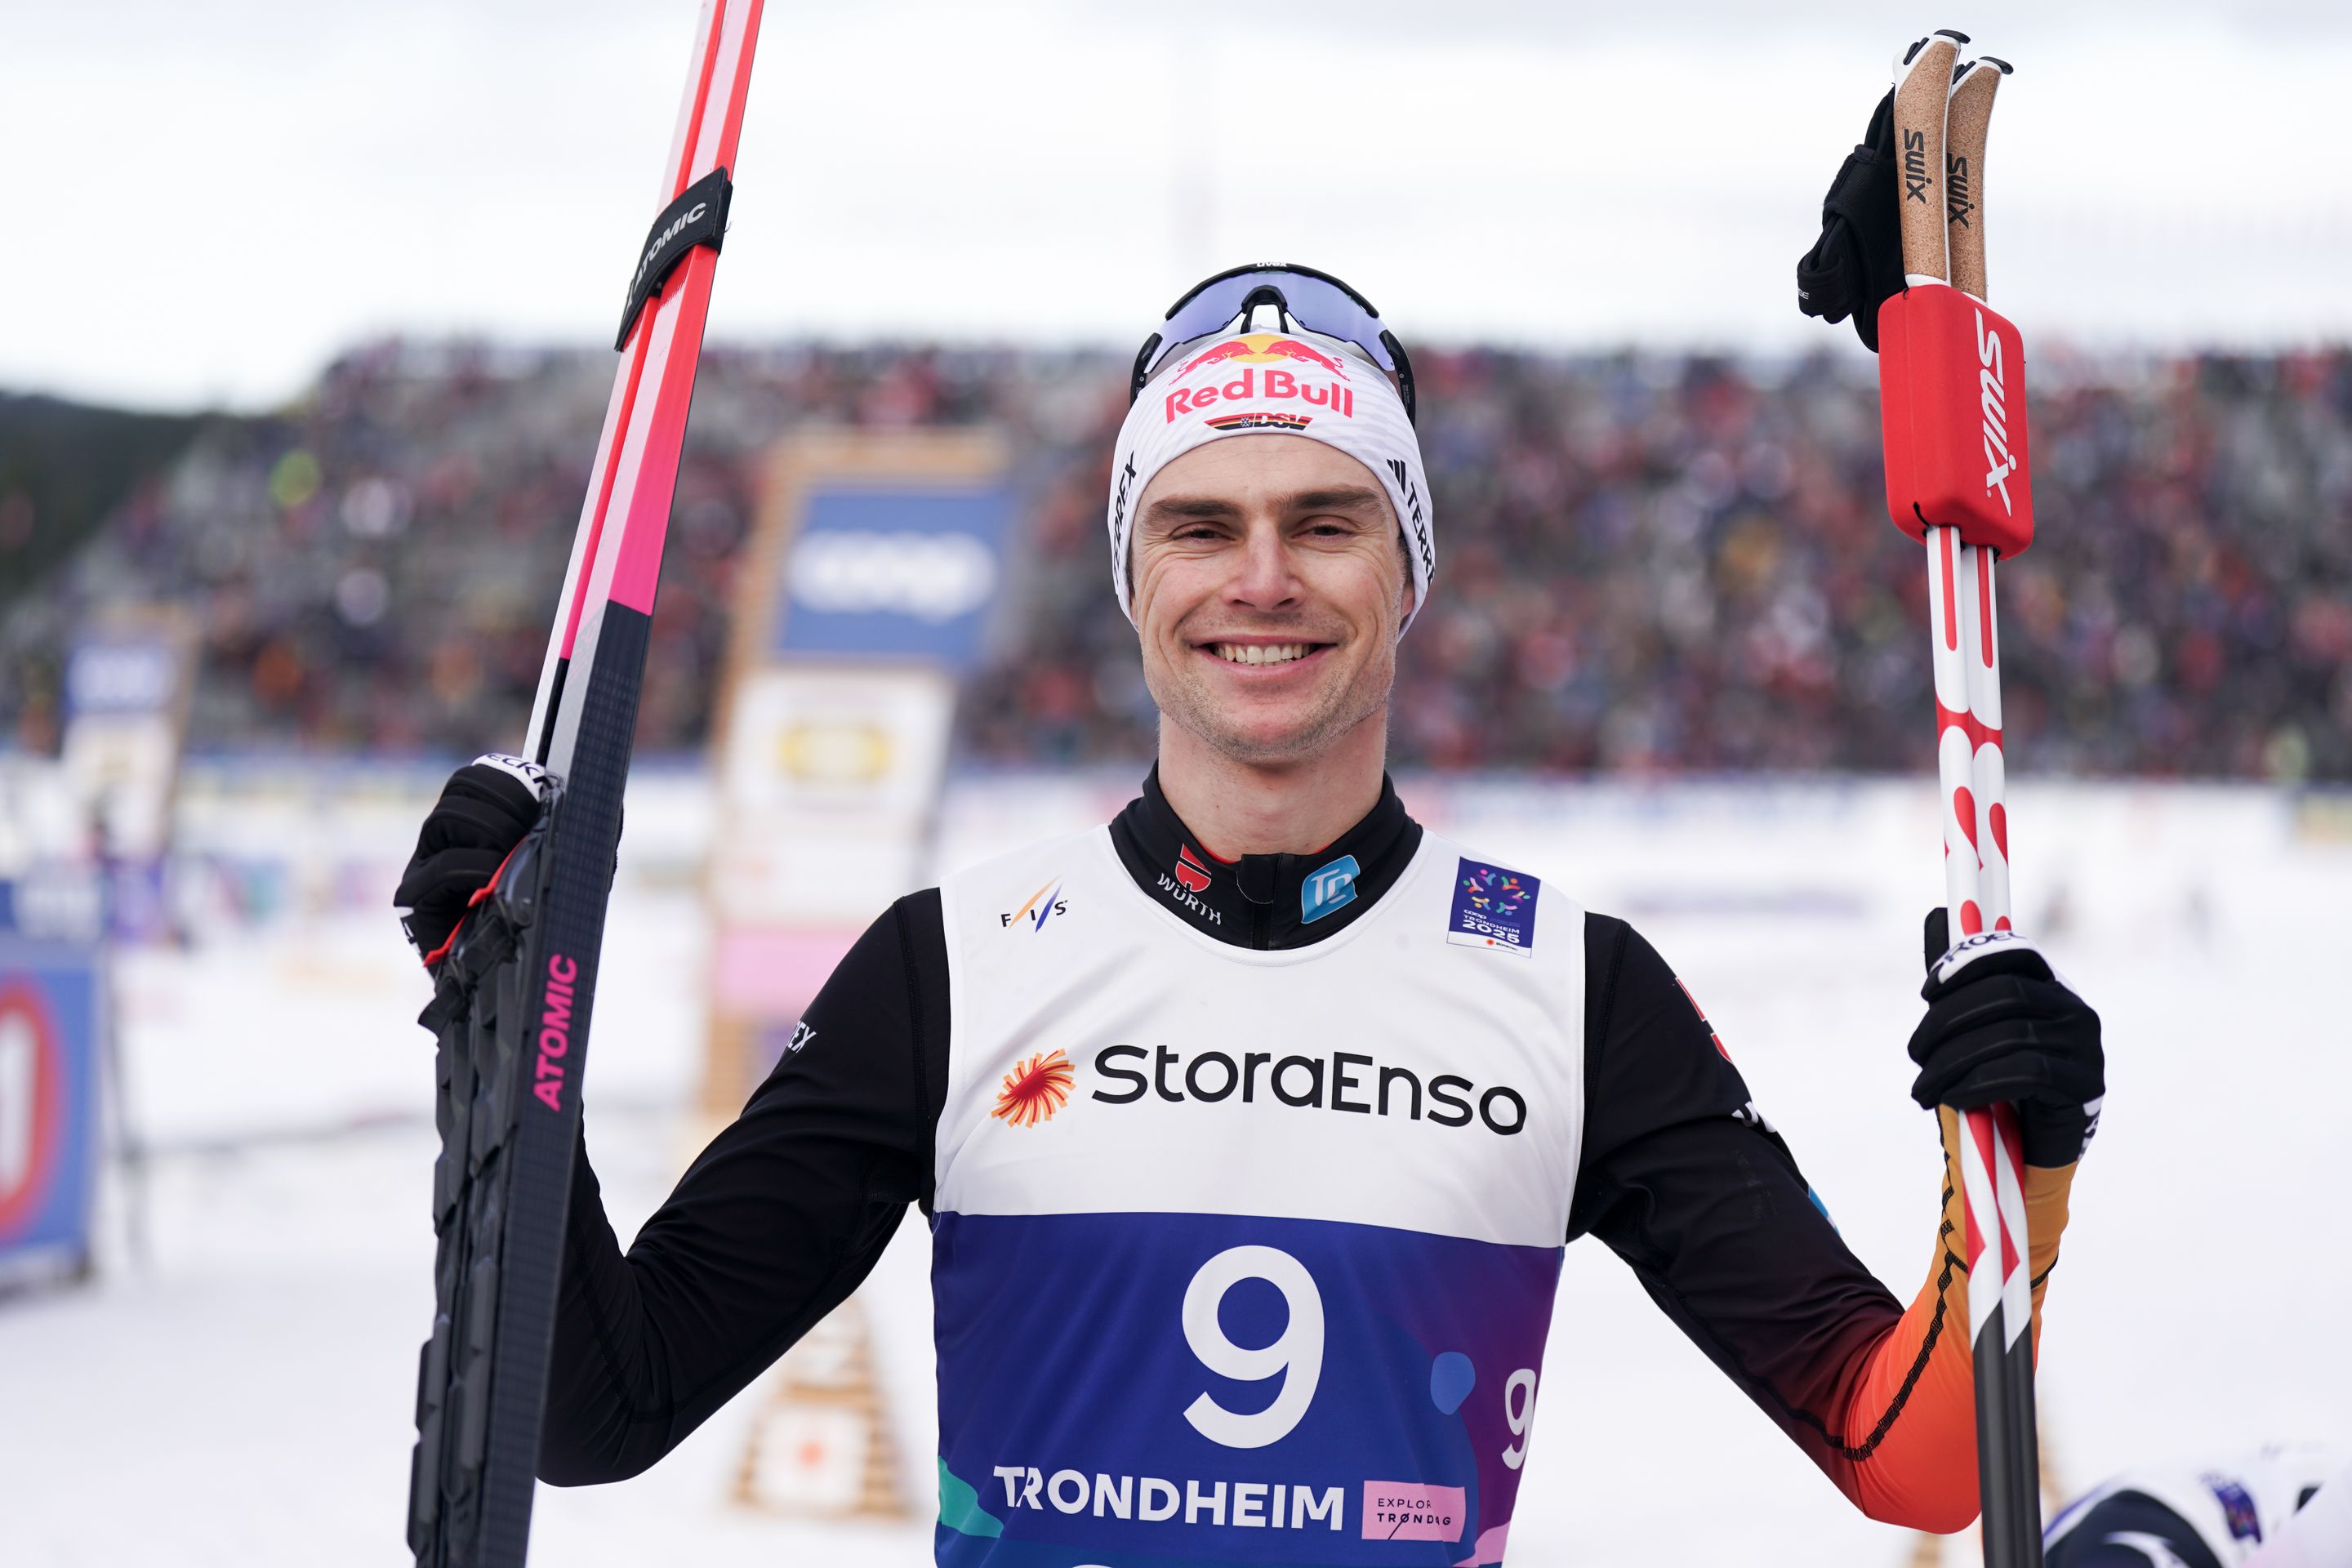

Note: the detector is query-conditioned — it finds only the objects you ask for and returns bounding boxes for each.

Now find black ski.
[406,6,766,1562]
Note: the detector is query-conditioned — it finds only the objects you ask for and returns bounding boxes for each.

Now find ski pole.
[1888,31,2043,1566]
[1942,49,2042,1567]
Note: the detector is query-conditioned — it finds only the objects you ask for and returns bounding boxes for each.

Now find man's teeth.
[1213,643,1313,666]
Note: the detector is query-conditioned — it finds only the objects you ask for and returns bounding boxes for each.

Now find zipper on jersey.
[1235,852,1286,950]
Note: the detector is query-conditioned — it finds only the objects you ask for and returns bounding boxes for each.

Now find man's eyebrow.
[1140,495,1241,526]
[1284,486,1387,515]
[1139,486,1388,528]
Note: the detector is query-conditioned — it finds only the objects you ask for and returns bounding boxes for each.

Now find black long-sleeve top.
[541,772,1953,1519]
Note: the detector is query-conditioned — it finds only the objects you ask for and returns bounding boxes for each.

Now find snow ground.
[2,770,2345,1566]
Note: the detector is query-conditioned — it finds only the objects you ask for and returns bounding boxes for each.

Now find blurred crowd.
[4,340,2347,780]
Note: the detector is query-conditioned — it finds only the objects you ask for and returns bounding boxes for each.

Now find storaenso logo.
[1093,1045,1527,1135]
[535,953,579,1112]
[1946,154,1975,229]
[1902,127,1931,204]
[1975,310,2016,515]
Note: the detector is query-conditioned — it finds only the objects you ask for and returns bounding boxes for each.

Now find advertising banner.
[0,941,104,1290]
[706,428,1012,1108]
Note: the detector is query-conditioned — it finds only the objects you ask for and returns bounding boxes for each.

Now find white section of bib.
[933,826,1584,1250]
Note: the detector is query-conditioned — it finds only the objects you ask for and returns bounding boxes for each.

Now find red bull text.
[1167,369,1354,424]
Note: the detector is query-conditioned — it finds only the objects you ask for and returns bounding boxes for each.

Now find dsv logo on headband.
[790,532,997,622]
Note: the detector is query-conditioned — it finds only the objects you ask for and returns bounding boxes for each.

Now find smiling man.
[394,265,2107,1563]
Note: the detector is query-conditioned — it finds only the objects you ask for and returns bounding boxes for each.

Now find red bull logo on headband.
[1177,332,1353,380]
[1165,336,1357,425]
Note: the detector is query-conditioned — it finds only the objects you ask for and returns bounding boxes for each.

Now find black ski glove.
[1908,909,2105,1169]
[1797,88,1907,352]
[394,754,547,962]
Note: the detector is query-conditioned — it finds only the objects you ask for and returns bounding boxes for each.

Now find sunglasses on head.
[1129,263,1417,425]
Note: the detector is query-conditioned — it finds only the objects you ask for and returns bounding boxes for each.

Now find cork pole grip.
[1891,32,1965,283]
[1945,59,2011,301]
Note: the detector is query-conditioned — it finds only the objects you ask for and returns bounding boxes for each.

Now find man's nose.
[1225,523,1299,610]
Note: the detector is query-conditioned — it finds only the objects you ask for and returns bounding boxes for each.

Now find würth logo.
[1174,844,1212,893]
[535,953,578,1111]
[1975,310,2016,515]
[1903,127,1931,204]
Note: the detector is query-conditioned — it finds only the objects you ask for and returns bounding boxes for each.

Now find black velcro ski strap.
[614,166,732,350]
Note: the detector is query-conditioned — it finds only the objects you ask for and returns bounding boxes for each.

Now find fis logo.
[1975,310,2016,515]
[1173,844,1213,894]
[1000,880,1068,933]
[1301,854,1360,924]
[1902,127,1932,204]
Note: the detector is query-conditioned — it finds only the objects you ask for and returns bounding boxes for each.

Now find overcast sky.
[6,0,2350,411]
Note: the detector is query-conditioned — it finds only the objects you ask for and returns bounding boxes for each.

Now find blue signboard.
[773,484,1012,671]
[0,942,103,1285]
[65,635,180,719]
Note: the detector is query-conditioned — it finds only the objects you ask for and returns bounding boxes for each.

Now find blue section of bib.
[931,1209,1561,1566]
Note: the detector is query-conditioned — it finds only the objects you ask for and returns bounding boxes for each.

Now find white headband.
[1106,327,1435,630]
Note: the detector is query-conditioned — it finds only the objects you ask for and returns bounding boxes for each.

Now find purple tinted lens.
[1154,270,1395,375]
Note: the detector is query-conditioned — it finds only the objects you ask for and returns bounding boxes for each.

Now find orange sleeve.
[1828,1107,2079,1532]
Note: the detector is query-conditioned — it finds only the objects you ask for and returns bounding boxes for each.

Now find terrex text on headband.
[1130,264,1418,425]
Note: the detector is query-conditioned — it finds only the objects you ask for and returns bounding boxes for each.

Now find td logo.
[1301,855,1360,924]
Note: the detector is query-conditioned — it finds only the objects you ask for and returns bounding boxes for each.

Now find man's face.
[1130,434,1413,766]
